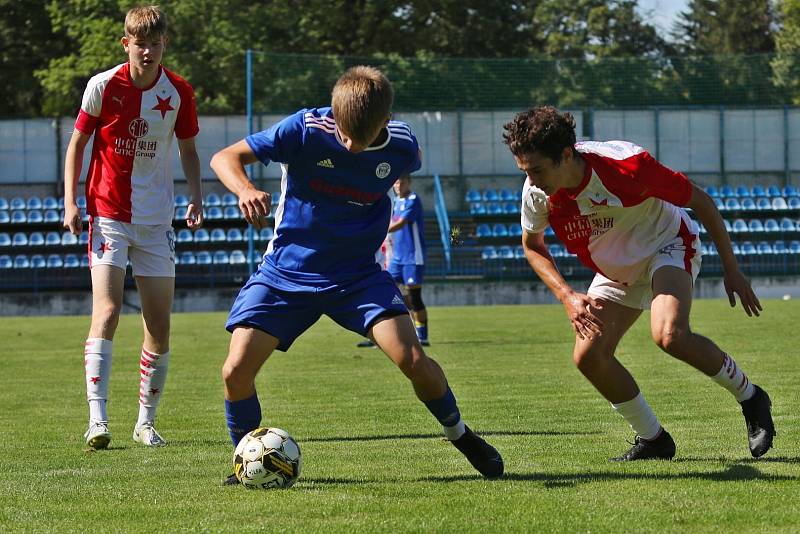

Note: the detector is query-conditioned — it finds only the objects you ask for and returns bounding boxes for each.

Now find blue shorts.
[388,262,425,286]
[226,269,408,351]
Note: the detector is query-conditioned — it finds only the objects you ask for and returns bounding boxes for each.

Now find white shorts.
[88,216,176,277]
[587,232,702,310]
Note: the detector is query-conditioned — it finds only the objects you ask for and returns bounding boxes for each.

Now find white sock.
[611,392,662,441]
[137,348,170,427]
[443,420,466,441]
[85,338,113,423]
[712,353,755,402]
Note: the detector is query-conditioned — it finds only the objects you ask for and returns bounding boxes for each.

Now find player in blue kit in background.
[210,66,503,484]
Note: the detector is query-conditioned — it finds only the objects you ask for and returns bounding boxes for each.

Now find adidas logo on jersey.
[391,295,405,305]
[317,158,334,168]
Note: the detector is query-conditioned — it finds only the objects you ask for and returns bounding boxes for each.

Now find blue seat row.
[176,250,260,265]
[465,188,522,203]
[712,196,800,211]
[476,223,523,238]
[0,253,89,269]
[702,240,800,256]
[175,227,273,244]
[469,202,520,216]
[705,185,799,198]
[717,217,800,233]
[481,245,526,260]
[0,231,89,247]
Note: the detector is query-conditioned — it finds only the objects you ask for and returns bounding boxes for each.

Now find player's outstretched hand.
[63,203,82,236]
[562,291,604,340]
[185,202,204,229]
[239,189,271,230]
[724,269,762,317]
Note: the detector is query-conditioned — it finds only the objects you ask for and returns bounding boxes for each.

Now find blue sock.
[423,387,461,427]
[415,322,428,341]
[225,393,262,446]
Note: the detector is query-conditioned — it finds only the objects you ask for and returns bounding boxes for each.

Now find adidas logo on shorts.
[317,158,334,168]
[391,295,404,305]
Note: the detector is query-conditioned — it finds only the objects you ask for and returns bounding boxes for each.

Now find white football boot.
[84,421,111,450]
[133,424,167,447]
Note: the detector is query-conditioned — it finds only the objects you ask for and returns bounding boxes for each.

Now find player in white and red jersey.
[62,6,203,450]
[504,106,774,461]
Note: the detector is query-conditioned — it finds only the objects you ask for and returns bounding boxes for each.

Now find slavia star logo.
[152,95,174,119]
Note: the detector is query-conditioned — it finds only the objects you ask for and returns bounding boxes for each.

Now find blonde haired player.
[63,5,203,449]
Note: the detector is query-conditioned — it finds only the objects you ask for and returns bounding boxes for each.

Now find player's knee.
[92,302,121,333]
[572,346,610,375]
[396,348,429,379]
[407,287,425,311]
[652,324,691,355]
[221,359,255,393]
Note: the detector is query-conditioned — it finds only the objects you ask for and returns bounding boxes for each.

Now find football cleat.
[84,421,111,450]
[611,429,675,461]
[740,385,775,458]
[222,473,240,486]
[356,340,376,348]
[450,426,504,479]
[133,424,167,447]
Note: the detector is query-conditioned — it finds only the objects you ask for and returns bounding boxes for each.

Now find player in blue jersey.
[210,66,503,484]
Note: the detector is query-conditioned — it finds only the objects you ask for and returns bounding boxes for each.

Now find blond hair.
[331,66,393,145]
[125,5,167,38]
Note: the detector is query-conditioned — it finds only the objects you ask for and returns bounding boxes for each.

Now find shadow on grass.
[674,455,800,465]
[301,429,601,443]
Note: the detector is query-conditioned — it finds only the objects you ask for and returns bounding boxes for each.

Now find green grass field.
[1,300,798,532]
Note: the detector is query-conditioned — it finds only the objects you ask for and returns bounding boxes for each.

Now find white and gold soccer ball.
[233,427,302,489]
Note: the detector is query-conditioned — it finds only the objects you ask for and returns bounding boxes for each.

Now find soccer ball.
[233,427,302,489]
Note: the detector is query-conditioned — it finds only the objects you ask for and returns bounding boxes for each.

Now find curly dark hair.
[502,106,577,164]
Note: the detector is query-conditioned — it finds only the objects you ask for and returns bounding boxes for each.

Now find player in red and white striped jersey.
[505,106,774,461]
[63,6,203,450]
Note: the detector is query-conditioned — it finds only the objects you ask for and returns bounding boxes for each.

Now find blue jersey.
[245,107,421,289]
[391,192,426,265]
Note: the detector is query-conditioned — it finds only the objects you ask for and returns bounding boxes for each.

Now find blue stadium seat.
[0,211,8,224]
[544,226,555,236]
[754,197,770,210]
[773,241,788,254]
[176,229,193,243]
[229,250,247,264]
[31,254,46,268]
[735,185,750,198]
[482,189,499,202]
[756,241,773,255]
[222,193,238,206]
[61,232,78,246]
[43,197,58,210]
[205,193,222,207]
[223,206,240,219]
[179,251,196,265]
[503,202,519,214]
[499,189,515,201]
[514,245,526,259]
[79,231,89,245]
[45,231,61,246]
[243,227,255,240]
[226,228,243,242]
[0,233,10,246]
[28,232,44,246]
[196,251,212,264]
[44,209,59,223]
[13,254,30,269]
[175,194,189,207]
[771,197,788,210]
[465,189,481,203]
[724,198,741,210]
[57,197,64,209]
[0,255,13,268]
[481,246,498,260]
[64,254,80,268]
[780,218,795,232]
[713,197,725,210]
[476,224,492,238]
[740,198,756,210]
[12,233,28,246]
[702,243,717,256]
[731,219,748,233]
[764,219,780,232]
[469,203,486,215]
[720,185,736,198]
[210,228,227,242]
[0,197,8,210]
[723,219,733,232]
[212,250,230,264]
[790,241,800,254]
[76,197,87,209]
[206,206,223,220]
[548,244,565,257]
[26,197,42,210]
[80,255,90,267]
[27,210,43,223]
[766,185,781,197]
[11,210,26,223]
[705,185,720,197]
[788,197,800,209]
[751,185,766,197]
[10,197,25,210]
[259,227,274,241]
[194,229,210,242]
[697,223,707,234]
[250,250,264,263]
[491,223,508,237]
[508,224,523,237]
[739,242,756,255]
[173,206,183,220]
[732,243,743,255]
[782,185,798,197]
[487,203,503,215]
[498,245,514,259]
[46,254,63,268]
[747,219,764,232]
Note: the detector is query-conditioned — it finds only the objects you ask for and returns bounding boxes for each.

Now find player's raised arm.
[685,183,762,317]
[522,230,603,339]
[63,129,91,235]
[210,139,271,230]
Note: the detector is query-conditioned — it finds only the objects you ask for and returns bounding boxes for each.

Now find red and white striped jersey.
[521,140,697,284]
[75,63,199,225]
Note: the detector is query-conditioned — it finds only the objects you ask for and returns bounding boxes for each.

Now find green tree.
[772,0,800,103]
[673,0,776,54]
